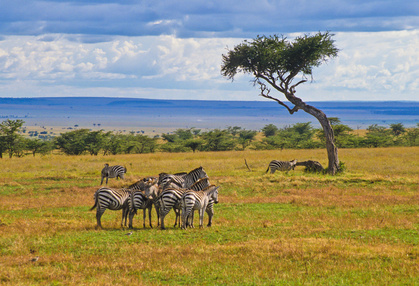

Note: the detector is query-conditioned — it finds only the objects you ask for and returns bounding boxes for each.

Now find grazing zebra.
[101,163,127,185]
[265,159,297,174]
[181,185,219,229]
[90,187,131,229]
[128,177,159,229]
[158,166,208,189]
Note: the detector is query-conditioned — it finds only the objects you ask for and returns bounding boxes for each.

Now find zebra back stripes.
[266,159,297,174]
[101,163,127,185]
[159,166,208,190]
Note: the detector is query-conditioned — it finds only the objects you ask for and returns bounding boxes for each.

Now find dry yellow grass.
[0,147,418,285]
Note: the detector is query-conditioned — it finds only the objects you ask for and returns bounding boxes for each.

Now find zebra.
[90,187,132,229]
[128,191,153,229]
[100,163,127,185]
[90,176,157,229]
[157,187,187,229]
[181,177,215,228]
[265,159,297,174]
[127,177,159,229]
[181,185,219,229]
[158,166,208,189]
[156,176,213,229]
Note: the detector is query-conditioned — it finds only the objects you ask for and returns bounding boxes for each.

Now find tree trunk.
[286,95,339,175]
[303,105,339,174]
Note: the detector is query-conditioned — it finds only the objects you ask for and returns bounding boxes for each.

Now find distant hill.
[0,97,417,131]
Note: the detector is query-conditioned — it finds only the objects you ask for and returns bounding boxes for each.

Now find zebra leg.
[121,208,129,228]
[181,207,191,230]
[206,208,214,227]
[173,208,181,227]
[96,208,104,229]
[198,208,205,228]
[189,211,195,228]
[148,205,153,228]
[128,209,135,229]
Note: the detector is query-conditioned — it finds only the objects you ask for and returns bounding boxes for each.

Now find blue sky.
[0,0,418,101]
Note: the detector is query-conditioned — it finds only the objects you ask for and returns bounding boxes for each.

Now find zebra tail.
[265,165,270,173]
[124,166,127,173]
[90,192,98,211]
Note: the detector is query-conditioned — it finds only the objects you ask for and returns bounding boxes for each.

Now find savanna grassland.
[0,147,418,285]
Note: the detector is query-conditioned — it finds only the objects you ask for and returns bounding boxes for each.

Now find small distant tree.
[184,138,205,153]
[365,124,393,147]
[55,129,90,155]
[261,124,278,137]
[226,126,242,136]
[390,123,406,136]
[201,129,236,151]
[238,130,257,150]
[0,119,25,158]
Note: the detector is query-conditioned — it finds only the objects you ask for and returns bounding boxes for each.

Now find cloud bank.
[0,1,418,101]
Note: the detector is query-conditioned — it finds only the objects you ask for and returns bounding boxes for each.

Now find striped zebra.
[158,166,208,189]
[128,177,159,229]
[90,187,131,229]
[181,178,215,228]
[156,176,211,229]
[265,159,297,174]
[90,176,157,229]
[128,191,153,229]
[100,163,127,185]
[181,185,219,229]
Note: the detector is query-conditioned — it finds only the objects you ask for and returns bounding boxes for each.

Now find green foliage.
[200,129,236,151]
[221,32,338,80]
[2,119,418,159]
[261,122,321,149]
[261,124,278,137]
[0,119,25,158]
[55,129,91,155]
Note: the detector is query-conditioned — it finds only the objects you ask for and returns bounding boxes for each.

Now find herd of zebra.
[91,159,302,230]
[91,164,218,230]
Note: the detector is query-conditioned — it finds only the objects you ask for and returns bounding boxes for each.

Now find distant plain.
[1,97,418,135]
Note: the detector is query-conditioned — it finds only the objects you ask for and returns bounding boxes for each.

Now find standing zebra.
[100,163,127,185]
[181,185,219,229]
[90,187,131,229]
[182,178,215,228]
[128,177,159,229]
[156,176,213,229]
[266,159,298,174]
[91,176,157,229]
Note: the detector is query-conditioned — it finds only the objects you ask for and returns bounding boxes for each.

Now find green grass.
[0,147,418,285]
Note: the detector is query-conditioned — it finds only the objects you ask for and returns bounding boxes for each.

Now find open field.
[0,147,418,285]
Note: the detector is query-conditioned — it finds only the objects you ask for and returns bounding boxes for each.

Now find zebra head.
[208,186,219,204]
[144,177,159,199]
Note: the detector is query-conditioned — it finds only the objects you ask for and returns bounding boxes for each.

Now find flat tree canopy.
[221,32,341,174]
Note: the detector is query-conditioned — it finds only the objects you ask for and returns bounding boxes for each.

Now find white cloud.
[0,31,418,101]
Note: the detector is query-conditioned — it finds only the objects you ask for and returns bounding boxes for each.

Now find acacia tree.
[221,32,340,174]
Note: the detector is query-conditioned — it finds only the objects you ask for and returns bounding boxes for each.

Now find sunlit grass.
[0,147,418,285]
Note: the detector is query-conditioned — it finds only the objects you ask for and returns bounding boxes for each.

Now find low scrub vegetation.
[0,147,418,285]
[1,119,418,158]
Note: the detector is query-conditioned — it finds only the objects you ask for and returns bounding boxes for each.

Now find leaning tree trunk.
[285,95,340,175]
